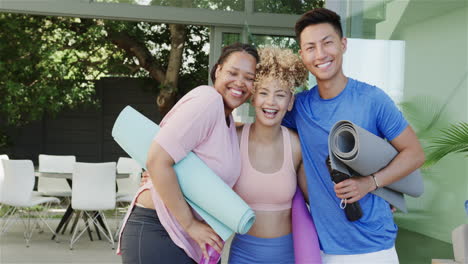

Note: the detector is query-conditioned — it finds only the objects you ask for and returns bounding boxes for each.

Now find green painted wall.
[376,3,468,243]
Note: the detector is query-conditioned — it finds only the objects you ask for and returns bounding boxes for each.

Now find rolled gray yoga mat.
[328,120,424,213]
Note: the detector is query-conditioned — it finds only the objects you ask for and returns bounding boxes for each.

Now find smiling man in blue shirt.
[283,8,425,263]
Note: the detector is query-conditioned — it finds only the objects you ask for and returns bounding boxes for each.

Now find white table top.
[35,171,130,179]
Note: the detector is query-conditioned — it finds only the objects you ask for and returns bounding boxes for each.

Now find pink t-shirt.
[117,85,241,261]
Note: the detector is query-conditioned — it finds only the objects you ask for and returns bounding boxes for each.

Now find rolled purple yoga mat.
[199,244,222,264]
[292,188,322,264]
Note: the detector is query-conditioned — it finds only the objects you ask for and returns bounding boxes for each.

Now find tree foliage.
[100,0,323,13]
[0,13,209,128]
[1,14,104,125]
[0,0,325,149]
[254,0,325,14]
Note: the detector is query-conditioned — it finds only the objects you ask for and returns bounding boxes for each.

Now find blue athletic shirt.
[282,78,408,254]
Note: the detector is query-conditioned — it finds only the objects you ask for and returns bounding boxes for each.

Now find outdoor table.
[34,170,129,240]
[35,171,129,180]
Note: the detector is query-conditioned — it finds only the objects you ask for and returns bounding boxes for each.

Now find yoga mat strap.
[344,203,363,222]
[327,156,363,221]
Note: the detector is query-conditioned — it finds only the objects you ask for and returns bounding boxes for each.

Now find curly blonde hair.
[254,47,308,94]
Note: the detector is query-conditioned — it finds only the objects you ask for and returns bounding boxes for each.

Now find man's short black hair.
[295,8,343,44]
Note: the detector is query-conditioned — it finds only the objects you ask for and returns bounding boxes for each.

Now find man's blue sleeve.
[376,91,408,141]
[282,103,297,130]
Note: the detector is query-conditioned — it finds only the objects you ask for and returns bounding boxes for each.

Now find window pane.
[251,34,298,52]
[94,0,244,11]
[222,33,241,47]
[254,0,324,15]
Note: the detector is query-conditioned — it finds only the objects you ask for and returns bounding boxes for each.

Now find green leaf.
[425,122,468,167]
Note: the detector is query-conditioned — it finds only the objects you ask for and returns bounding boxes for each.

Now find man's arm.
[334,126,425,203]
[298,162,309,204]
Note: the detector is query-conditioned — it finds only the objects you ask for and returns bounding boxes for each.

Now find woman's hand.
[185,219,224,259]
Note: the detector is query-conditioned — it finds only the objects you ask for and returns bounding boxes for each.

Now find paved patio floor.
[0,216,234,264]
[0,216,454,264]
[0,218,121,264]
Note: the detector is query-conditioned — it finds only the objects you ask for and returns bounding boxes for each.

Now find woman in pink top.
[229,47,309,264]
[118,43,259,264]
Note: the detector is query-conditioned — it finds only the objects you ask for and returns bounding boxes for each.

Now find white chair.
[116,157,142,202]
[70,162,116,249]
[0,159,60,247]
[37,154,75,197]
[114,157,142,239]
[0,154,9,178]
[0,154,9,201]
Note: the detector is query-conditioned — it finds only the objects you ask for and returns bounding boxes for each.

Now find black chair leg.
[92,212,102,240]
[52,205,73,240]
[70,211,81,235]
[61,210,74,235]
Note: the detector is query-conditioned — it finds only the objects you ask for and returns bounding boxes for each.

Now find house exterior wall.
[375,2,468,243]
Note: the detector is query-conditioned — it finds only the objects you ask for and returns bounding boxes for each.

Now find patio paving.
[0,216,234,264]
[0,216,454,264]
[0,218,121,264]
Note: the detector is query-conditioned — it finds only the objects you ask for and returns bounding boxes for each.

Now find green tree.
[0,0,325,149]
[254,0,325,14]
[0,13,209,128]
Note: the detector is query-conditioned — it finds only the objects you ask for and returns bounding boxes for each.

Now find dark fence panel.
[3,77,160,165]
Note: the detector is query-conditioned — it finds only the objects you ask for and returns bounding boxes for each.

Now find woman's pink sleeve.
[154,89,221,163]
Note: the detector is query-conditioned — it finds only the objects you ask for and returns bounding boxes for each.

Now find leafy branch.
[425,122,468,167]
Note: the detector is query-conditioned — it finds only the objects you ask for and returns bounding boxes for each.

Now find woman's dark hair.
[295,8,343,44]
[210,42,260,84]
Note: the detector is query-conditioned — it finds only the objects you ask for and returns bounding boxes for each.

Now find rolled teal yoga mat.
[112,106,255,240]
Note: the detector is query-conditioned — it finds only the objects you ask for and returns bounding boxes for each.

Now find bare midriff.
[247,209,292,238]
[135,189,156,209]
[134,191,292,237]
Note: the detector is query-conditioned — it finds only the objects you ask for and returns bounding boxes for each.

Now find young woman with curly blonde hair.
[228,47,309,264]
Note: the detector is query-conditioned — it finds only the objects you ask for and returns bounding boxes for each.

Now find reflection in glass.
[94,0,244,11]
[251,34,298,52]
[222,33,241,47]
[346,0,387,39]
[254,0,324,15]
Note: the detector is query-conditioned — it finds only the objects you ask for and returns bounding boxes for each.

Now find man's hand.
[139,171,150,186]
[334,176,376,203]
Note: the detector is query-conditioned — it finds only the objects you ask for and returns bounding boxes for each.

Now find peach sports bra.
[233,123,297,211]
